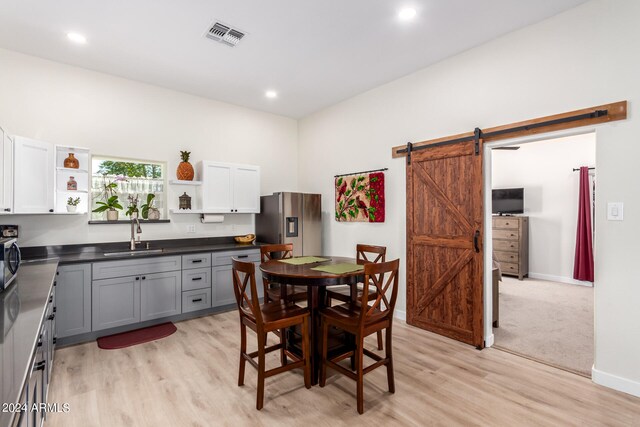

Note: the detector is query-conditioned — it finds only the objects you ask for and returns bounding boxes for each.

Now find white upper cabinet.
[13,136,55,213]
[0,127,14,214]
[199,161,260,214]
[200,162,234,212]
[233,165,260,213]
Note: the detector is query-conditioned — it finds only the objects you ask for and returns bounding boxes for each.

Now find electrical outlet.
[187,224,196,233]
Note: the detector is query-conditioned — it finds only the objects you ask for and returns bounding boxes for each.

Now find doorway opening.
[483,130,596,377]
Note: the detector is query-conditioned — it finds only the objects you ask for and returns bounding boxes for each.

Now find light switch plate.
[607,202,624,221]
[187,224,196,233]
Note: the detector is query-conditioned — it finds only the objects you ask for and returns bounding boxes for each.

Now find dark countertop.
[0,259,58,427]
[21,237,264,265]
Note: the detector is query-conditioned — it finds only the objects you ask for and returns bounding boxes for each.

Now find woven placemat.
[311,263,364,274]
[278,256,330,265]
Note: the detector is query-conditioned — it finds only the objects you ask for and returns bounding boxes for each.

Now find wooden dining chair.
[260,244,307,304]
[326,244,387,349]
[232,258,311,410]
[319,259,399,414]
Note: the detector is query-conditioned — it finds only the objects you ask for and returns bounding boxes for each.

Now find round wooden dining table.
[259,256,364,385]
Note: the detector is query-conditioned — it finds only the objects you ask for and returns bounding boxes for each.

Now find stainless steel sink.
[103,249,164,257]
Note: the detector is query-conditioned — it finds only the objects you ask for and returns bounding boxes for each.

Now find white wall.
[492,133,596,284]
[298,0,640,396]
[0,48,299,247]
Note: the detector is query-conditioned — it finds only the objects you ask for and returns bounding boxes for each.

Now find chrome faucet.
[130,213,142,250]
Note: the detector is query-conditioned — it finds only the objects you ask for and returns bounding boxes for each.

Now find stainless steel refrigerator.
[255,192,322,256]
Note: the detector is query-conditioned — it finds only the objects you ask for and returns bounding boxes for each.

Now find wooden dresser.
[492,216,529,280]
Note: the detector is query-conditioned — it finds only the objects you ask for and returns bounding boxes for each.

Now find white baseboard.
[592,367,640,398]
[394,309,406,322]
[528,272,593,287]
[484,333,495,348]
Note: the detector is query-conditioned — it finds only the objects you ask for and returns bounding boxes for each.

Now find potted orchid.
[93,175,126,221]
[140,193,160,220]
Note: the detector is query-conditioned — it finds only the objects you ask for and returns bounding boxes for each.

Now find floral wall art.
[335,171,385,222]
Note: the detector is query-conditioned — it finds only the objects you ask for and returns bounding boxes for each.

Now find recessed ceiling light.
[265,90,278,99]
[398,8,417,21]
[66,32,87,44]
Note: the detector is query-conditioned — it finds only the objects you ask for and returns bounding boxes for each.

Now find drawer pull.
[192,298,203,303]
[192,259,203,263]
[237,255,249,259]
[191,277,203,281]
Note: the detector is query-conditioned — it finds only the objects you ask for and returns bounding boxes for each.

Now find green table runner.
[278,256,330,265]
[311,263,364,274]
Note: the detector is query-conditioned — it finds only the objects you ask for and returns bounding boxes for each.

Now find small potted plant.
[125,195,140,219]
[66,197,81,213]
[93,195,123,221]
[141,193,160,220]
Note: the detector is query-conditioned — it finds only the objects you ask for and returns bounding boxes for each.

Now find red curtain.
[573,166,594,281]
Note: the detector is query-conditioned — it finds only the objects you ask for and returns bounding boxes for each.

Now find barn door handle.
[473,230,480,253]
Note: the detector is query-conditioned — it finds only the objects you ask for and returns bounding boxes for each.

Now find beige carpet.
[493,276,593,377]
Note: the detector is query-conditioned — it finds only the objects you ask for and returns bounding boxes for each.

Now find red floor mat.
[97,322,177,350]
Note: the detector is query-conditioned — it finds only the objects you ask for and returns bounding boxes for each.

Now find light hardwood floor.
[47,311,640,427]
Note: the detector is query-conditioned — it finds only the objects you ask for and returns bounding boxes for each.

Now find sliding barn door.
[406,139,484,347]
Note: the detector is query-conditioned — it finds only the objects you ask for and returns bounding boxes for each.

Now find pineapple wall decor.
[177,150,195,181]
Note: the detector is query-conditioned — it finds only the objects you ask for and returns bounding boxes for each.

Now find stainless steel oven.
[0,238,21,291]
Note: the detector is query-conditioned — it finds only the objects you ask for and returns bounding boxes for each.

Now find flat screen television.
[492,188,524,215]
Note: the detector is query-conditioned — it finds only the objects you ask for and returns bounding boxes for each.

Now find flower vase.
[64,153,79,169]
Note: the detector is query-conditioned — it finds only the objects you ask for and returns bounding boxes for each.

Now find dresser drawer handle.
[237,255,249,259]
[191,259,203,263]
[192,277,203,281]
[192,298,203,303]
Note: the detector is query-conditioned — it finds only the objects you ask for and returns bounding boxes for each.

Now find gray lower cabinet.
[211,249,263,308]
[141,271,182,321]
[211,265,235,307]
[56,263,91,338]
[92,276,141,331]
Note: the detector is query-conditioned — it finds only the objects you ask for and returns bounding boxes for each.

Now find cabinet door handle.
[142,276,146,280]
[192,259,203,263]
[48,314,55,321]
[34,361,46,371]
[3,208,10,212]
[237,255,248,259]
[191,277,202,281]
[192,298,203,303]
[135,277,140,281]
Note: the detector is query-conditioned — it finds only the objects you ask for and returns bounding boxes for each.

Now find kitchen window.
[90,156,166,221]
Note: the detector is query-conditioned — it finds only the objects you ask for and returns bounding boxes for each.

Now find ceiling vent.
[205,22,245,47]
